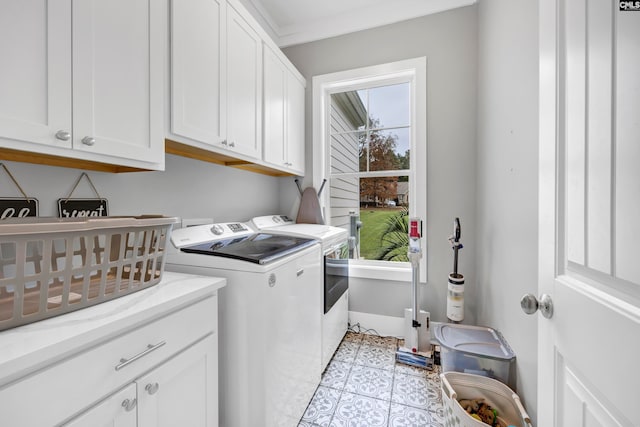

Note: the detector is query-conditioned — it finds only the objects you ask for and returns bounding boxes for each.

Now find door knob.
[520,293,553,319]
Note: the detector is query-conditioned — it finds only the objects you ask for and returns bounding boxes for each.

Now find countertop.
[0,271,226,386]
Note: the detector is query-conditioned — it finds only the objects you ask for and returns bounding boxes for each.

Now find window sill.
[348,260,413,282]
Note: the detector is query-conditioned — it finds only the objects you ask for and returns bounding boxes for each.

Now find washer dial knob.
[211,224,224,235]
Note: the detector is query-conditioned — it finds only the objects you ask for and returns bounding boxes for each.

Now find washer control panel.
[171,222,253,248]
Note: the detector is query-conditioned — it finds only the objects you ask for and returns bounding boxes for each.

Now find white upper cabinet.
[72,0,164,166]
[0,0,165,171]
[226,3,262,159]
[286,73,306,174]
[263,44,306,175]
[167,0,305,176]
[170,0,226,146]
[0,0,72,150]
[168,0,262,161]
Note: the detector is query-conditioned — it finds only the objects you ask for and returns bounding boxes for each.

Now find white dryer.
[165,222,322,427]
[251,215,349,370]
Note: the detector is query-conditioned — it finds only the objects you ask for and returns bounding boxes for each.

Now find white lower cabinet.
[0,290,220,427]
[65,384,138,427]
[137,336,216,427]
[67,336,217,427]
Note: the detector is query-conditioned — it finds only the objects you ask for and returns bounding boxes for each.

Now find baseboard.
[348,311,404,338]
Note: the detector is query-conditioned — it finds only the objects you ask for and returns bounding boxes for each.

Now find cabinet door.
[0,0,71,149]
[72,0,163,164]
[286,72,306,175]
[263,44,287,168]
[171,0,226,146]
[137,335,218,427]
[64,383,137,427]
[263,43,305,175]
[226,4,262,159]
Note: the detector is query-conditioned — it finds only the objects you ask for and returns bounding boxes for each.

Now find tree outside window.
[329,83,412,261]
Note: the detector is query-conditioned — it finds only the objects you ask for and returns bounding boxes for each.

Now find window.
[312,58,427,280]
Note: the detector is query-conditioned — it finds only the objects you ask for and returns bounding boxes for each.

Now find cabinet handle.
[55,130,71,141]
[115,341,166,371]
[229,141,235,148]
[297,269,304,277]
[81,136,95,146]
[145,382,160,395]
[121,398,137,412]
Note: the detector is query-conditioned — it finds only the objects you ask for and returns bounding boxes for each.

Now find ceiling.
[239,0,477,47]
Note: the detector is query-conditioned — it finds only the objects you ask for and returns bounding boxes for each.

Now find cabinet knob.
[55,130,71,141]
[229,141,235,148]
[81,136,96,146]
[121,398,137,412]
[221,140,228,146]
[145,382,160,395]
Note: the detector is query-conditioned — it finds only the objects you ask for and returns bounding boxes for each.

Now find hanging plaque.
[0,198,39,219]
[57,172,109,218]
[58,198,109,218]
[0,163,39,219]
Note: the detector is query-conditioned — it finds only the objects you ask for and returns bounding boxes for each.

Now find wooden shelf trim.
[165,139,295,177]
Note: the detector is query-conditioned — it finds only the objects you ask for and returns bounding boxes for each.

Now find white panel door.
[538,1,640,426]
[137,335,217,427]
[72,0,163,164]
[64,383,137,427]
[171,0,226,146]
[0,0,71,149]
[226,4,262,159]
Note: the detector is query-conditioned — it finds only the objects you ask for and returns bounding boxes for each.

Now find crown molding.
[243,0,477,47]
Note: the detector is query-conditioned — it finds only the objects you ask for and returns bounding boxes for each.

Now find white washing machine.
[165,222,322,427]
[251,215,349,370]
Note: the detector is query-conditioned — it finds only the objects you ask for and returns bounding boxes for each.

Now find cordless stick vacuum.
[396,217,432,369]
[447,218,464,323]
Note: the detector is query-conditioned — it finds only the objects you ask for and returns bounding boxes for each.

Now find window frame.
[312,58,427,281]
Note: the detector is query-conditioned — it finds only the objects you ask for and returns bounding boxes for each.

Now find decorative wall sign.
[0,198,39,219]
[58,198,108,218]
[0,163,39,218]
[58,172,109,218]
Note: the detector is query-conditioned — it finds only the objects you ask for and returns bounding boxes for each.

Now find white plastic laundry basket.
[0,215,178,331]
[441,372,532,427]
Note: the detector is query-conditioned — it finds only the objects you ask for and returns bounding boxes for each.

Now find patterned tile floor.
[298,332,445,427]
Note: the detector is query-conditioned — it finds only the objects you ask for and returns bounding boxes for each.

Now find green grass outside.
[359,208,403,260]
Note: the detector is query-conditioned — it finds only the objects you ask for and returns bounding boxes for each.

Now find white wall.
[281,6,478,324]
[0,155,280,222]
[476,0,538,423]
